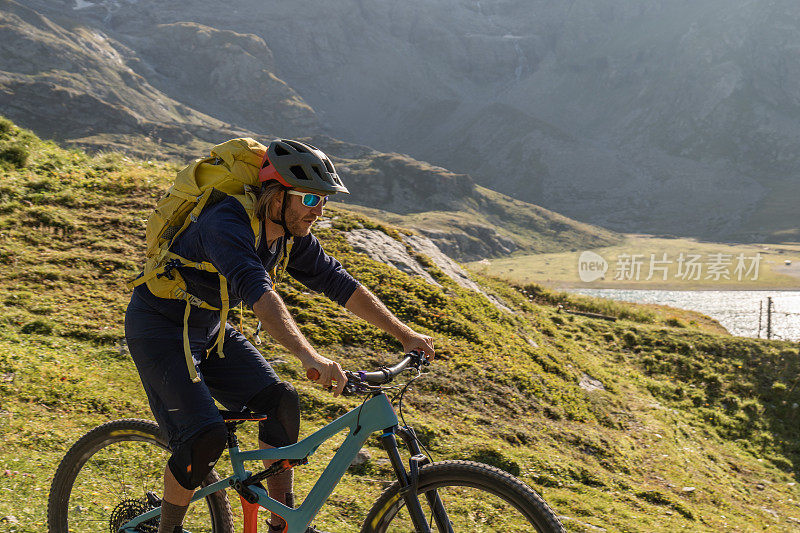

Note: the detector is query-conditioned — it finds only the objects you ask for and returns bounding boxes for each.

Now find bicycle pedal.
[145,491,162,507]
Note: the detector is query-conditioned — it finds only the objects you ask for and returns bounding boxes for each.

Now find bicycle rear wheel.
[47,418,234,533]
[361,460,565,533]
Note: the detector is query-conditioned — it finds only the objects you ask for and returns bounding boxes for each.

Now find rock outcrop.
[345,228,510,312]
[118,21,319,137]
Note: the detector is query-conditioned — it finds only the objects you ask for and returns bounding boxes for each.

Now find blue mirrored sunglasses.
[287,190,328,208]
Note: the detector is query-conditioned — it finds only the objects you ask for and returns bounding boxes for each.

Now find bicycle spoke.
[50,420,232,533]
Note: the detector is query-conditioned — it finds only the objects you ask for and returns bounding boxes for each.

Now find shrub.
[570,466,606,487]
[768,455,793,472]
[635,490,694,519]
[530,473,561,487]
[25,178,55,192]
[0,117,13,136]
[765,381,788,403]
[622,331,638,348]
[741,399,761,418]
[0,144,29,168]
[20,319,54,335]
[26,206,77,231]
[665,317,687,328]
[465,447,521,476]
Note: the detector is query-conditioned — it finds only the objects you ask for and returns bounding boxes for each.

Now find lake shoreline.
[565,288,800,342]
[550,282,800,291]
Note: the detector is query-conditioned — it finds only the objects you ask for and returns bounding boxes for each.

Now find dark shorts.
[125,292,279,450]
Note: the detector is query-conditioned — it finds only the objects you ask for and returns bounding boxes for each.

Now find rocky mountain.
[0,0,318,155]
[3,0,798,242]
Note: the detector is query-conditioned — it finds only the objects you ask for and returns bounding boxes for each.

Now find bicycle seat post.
[224,422,240,449]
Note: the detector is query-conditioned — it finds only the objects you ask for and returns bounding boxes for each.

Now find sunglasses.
[287,190,328,208]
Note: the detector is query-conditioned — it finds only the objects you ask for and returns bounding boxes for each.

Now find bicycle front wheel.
[361,460,565,533]
[47,418,234,533]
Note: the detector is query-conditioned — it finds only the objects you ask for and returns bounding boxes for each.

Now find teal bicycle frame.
[121,392,403,533]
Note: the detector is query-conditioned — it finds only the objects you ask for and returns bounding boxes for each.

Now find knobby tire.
[361,460,565,533]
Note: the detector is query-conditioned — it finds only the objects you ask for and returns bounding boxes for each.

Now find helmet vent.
[289,165,310,180]
[322,158,335,173]
[284,140,309,153]
[274,144,290,156]
[311,166,323,178]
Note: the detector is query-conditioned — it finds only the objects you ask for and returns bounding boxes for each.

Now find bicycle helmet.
[258,139,349,194]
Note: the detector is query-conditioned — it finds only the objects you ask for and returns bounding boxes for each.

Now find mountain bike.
[47,352,565,532]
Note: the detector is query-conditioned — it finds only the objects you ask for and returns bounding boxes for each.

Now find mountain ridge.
[3,0,799,242]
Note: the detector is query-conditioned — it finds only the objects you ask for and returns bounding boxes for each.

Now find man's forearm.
[252,289,317,366]
[344,285,413,340]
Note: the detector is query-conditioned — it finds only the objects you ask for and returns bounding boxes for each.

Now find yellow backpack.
[128,138,293,382]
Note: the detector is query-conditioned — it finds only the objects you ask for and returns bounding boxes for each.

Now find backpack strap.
[181,294,200,383]
[172,285,225,383]
[126,252,220,292]
[216,272,229,359]
[164,186,231,249]
[270,237,294,283]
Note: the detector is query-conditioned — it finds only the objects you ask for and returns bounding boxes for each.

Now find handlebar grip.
[306,368,320,381]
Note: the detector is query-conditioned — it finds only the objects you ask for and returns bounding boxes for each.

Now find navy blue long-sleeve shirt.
[134,196,359,329]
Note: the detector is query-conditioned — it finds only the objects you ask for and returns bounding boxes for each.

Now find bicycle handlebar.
[353,351,425,384]
[305,351,429,391]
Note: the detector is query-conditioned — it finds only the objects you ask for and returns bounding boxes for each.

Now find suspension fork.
[396,426,454,533]
[380,427,432,533]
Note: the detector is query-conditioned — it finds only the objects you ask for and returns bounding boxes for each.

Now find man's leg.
[250,382,301,529]
[201,325,297,530]
[259,442,294,529]
[158,466,194,533]
[126,331,227,533]
[158,422,228,533]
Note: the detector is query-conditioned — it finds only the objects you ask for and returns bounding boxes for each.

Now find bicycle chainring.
[108,498,159,533]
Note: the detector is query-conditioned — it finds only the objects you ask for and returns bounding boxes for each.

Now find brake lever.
[408,350,431,370]
[342,370,380,396]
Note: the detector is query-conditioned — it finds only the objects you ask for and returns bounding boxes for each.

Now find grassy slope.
[1,121,800,532]
[337,184,621,259]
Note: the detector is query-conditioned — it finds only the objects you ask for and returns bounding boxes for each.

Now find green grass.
[2,118,800,531]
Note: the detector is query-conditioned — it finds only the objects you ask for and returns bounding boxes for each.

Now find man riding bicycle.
[124,139,434,533]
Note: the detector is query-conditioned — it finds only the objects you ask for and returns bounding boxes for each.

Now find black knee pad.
[168,422,228,490]
[247,381,300,448]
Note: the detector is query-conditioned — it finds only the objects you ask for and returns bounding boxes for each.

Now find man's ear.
[268,190,285,218]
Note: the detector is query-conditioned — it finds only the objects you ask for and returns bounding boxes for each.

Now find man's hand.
[400,330,435,361]
[305,356,347,396]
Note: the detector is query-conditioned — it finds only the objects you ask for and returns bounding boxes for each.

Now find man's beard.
[284,209,315,237]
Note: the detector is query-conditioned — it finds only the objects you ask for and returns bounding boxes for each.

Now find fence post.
[766,296,773,340]
[758,300,763,338]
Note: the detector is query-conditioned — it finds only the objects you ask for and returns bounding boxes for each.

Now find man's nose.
[310,202,324,216]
